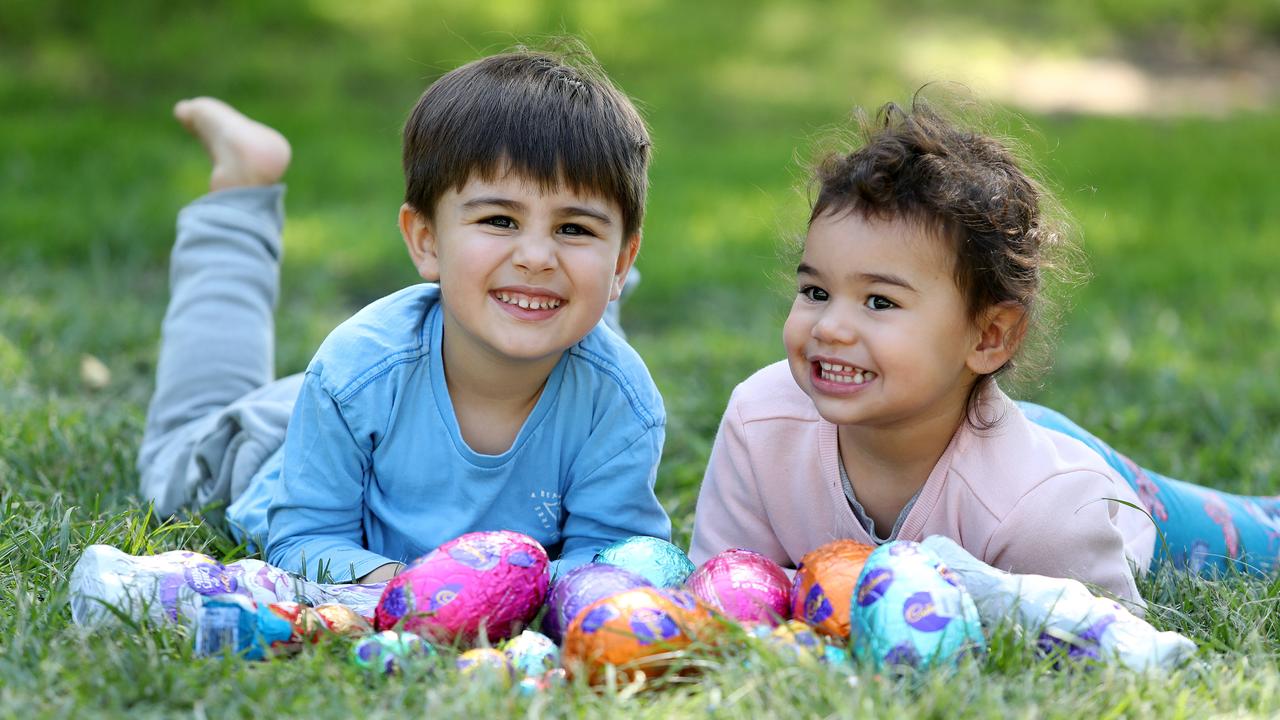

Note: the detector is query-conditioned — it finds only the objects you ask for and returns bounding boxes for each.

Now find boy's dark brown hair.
[809,96,1077,427]
[402,45,651,239]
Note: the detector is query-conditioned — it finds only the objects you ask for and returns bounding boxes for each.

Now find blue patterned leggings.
[1020,403,1280,575]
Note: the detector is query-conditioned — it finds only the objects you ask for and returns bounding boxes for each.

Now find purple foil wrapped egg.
[542,563,652,643]
[593,536,695,588]
[375,530,549,644]
[687,548,791,626]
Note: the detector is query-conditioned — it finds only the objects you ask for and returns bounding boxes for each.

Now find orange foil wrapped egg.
[561,587,712,683]
[790,539,875,639]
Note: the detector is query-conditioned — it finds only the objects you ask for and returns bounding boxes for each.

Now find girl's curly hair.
[809,96,1081,428]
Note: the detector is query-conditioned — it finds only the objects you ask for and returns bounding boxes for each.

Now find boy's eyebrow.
[461,197,614,226]
[463,197,525,212]
[560,206,614,226]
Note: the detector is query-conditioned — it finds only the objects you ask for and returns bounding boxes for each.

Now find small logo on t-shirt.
[531,489,561,530]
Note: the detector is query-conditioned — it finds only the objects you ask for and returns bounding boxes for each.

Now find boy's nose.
[512,234,557,274]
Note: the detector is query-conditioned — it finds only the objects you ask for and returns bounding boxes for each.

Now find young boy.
[138,49,670,584]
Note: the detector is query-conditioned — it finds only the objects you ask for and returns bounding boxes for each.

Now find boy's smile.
[401,171,637,379]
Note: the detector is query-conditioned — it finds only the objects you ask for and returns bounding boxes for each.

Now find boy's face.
[400,171,638,372]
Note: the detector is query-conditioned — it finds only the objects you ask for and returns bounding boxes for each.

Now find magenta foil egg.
[686,548,791,626]
[375,530,549,644]
[541,563,652,643]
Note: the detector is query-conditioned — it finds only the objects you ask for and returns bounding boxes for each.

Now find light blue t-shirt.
[226,284,669,581]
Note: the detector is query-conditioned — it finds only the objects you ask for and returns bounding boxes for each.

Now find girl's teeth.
[818,366,876,385]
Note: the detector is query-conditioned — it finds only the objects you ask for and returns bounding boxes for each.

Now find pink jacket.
[689,361,1157,604]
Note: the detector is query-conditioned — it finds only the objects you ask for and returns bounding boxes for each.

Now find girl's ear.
[399,203,439,282]
[966,301,1027,375]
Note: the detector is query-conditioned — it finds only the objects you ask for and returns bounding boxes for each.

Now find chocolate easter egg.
[791,539,875,639]
[687,548,790,626]
[561,587,712,684]
[542,563,652,642]
[851,541,984,669]
[375,530,549,644]
[502,630,561,677]
[350,630,435,674]
[456,647,515,685]
[313,603,372,637]
[265,601,325,643]
[593,536,695,588]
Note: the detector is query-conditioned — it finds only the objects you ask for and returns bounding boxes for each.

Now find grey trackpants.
[137,186,299,518]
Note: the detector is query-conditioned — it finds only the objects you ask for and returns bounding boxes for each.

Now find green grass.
[4,2,1280,717]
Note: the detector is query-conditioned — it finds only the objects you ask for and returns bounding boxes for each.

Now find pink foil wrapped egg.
[375,530,549,644]
[687,548,791,626]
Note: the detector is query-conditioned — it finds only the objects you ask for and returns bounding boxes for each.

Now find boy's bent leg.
[138,186,286,516]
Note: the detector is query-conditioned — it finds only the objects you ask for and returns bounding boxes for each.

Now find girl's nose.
[812,308,856,345]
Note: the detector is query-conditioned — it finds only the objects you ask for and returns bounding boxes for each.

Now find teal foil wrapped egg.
[502,630,561,677]
[593,536,695,588]
[851,541,984,669]
[350,630,436,674]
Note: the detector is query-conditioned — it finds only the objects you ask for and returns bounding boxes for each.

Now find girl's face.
[783,211,984,431]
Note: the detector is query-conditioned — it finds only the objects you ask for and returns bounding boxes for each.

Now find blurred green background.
[3,2,1280,714]
[5,0,1280,540]
[4,0,1280,542]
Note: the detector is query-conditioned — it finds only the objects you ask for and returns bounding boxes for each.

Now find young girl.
[689,100,1280,604]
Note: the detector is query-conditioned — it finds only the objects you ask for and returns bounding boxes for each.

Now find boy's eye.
[799,285,828,302]
[865,295,896,310]
[559,223,595,237]
[482,216,516,229]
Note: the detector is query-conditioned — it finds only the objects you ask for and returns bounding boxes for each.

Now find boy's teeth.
[497,292,561,310]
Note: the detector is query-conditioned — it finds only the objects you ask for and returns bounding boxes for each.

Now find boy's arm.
[551,424,670,579]
[265,371,396,582]
[688,394,790,568]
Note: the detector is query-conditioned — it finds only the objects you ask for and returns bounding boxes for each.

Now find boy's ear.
[966,301,1027,375]
[399,203,440,282]
[610,233,642,302]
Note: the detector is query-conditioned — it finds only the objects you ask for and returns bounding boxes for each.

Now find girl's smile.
[810,357,878,393]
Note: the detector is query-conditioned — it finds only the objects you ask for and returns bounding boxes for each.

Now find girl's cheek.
[782,314,809,357]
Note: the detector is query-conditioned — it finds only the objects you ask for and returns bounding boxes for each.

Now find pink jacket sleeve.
[688,392,791,568]
[983,469,1143,606]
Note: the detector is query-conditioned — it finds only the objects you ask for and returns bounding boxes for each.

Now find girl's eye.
[483,216,516,229]
[865,295,896,310]
[799,285,828,302]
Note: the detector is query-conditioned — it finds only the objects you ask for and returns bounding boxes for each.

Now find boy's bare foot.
[174,97,292,192]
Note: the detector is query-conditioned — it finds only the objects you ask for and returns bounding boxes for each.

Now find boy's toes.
[173,97,291,191]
